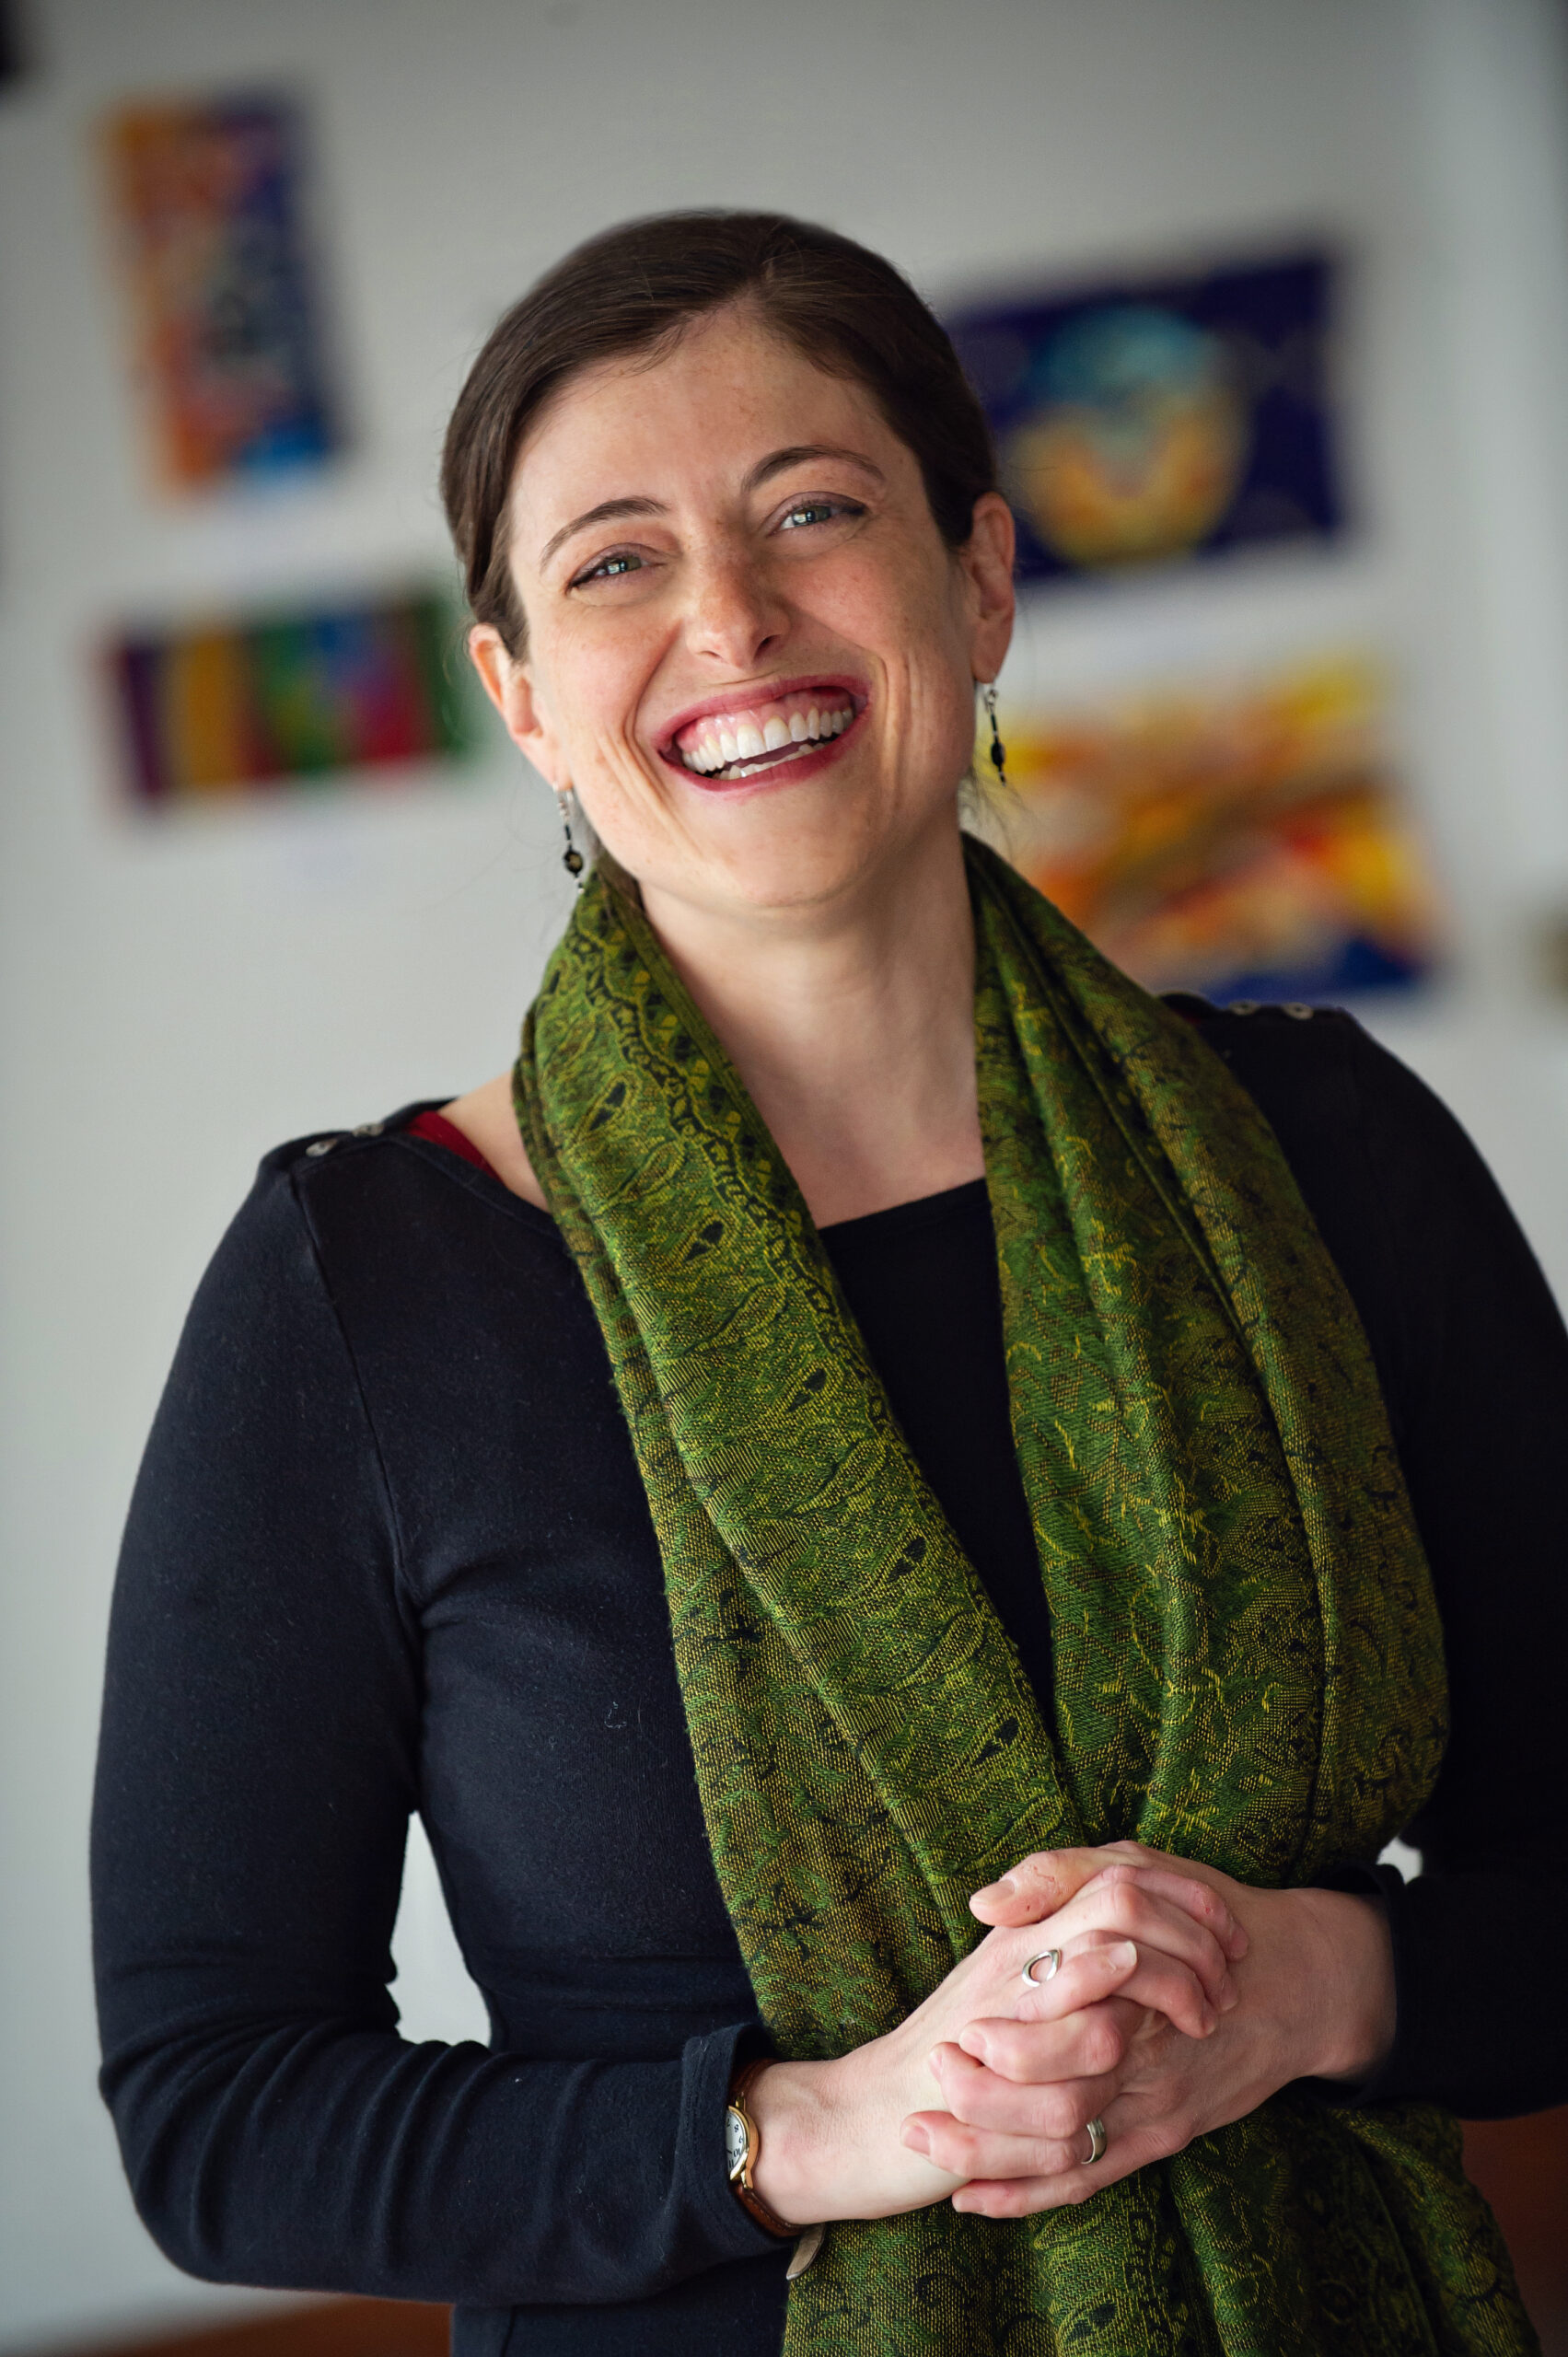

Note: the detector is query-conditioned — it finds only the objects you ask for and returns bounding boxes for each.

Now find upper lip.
[656,672,867,761]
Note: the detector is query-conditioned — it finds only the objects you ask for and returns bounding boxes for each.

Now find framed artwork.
[988,656,1440,1004]
[948,251,1342,583]
[110,589,475,806]
[101,91,341,487]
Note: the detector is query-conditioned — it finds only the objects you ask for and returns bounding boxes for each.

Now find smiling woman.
[92,212,1566,2357]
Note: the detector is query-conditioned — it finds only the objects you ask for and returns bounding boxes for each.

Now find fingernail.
[902,2121,930,2155]
[1110,1938,1138,1967]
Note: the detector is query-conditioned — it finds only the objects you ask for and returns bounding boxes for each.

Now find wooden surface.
[1464,2107,1568,2356]
[54,2302,450,2357]
[40,2108,1568,2355]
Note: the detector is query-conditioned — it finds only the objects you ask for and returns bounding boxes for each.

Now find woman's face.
[471,302,1015,924]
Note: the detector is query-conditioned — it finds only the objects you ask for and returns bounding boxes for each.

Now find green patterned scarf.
[514,834,1533,2356]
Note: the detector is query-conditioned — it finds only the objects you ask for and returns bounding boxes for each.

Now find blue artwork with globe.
[948,253,1341,583]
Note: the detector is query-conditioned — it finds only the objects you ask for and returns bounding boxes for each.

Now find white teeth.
[734,742,816,778]
[675,694,857,775]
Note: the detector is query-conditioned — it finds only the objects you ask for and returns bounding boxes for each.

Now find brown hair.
[440,209,998,655]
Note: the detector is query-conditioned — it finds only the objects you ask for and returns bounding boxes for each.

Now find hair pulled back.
[440,209,998,656]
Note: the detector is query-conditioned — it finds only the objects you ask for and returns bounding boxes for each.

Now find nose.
[686,541,789,671]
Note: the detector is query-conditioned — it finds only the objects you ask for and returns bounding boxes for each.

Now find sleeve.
[90,1157,781,2305]
[1321,1027,1568,2119]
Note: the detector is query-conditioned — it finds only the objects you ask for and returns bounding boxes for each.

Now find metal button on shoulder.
[305,1138,337,1157]
[1283,1003,1316,1020]
[1227,1000,1259,1016]
[353,1120,385,1136]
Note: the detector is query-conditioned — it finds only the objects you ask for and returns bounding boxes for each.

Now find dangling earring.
[982,683,1007,789]
[556,787,585,887]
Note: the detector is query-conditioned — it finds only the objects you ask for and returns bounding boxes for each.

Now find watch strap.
[726,2058,798,2240]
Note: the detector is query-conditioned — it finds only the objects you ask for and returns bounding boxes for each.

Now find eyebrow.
[539,495,665,570]
[536,445,886,570]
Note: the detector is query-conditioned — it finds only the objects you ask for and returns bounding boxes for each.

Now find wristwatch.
[725,2058,796,2239]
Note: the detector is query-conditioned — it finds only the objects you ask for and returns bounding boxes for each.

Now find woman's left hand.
[900,1842,1396,2215]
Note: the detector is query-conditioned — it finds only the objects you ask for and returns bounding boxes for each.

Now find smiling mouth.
[669,686,859,783]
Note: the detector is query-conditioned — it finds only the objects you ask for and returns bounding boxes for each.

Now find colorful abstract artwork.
[948,253,1342,583]
[989,656,1440,1003]
[111,591,475,805]
[101,92,340,487]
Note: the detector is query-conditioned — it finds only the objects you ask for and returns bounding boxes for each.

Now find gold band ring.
[1020,1948,1062,1986]
[1083,2116,1108,2166]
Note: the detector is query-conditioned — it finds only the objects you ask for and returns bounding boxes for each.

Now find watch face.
[725,2103,749,2181]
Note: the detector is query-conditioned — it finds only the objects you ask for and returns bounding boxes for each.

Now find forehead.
[507,308,907,551]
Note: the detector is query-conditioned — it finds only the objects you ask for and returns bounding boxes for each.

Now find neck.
[640,813,982,1227]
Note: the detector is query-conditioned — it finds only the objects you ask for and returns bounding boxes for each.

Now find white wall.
[4,0,1568,2344]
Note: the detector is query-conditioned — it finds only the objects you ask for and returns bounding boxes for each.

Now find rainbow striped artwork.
[111,590,476,806]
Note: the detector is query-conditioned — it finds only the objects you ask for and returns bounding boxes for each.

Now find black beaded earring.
[982,684,1007,789]
[557,788,585,886]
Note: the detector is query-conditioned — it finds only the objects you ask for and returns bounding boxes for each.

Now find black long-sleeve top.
[91,1004,1568,2357]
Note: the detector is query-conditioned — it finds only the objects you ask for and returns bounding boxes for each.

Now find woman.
[93,213,1566,2356]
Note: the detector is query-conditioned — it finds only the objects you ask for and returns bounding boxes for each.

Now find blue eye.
[781,501,851,530]
[574,552,643,586]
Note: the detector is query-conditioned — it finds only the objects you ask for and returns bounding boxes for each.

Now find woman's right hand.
[747,1861,1245,2226]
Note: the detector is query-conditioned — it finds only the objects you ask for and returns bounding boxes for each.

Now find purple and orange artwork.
[948,253,1342,585]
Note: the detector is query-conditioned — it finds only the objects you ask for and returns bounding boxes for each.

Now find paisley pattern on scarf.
[514,836,1534,2356]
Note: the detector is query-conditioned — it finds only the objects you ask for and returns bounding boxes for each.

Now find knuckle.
[1083,2017,1125,2074]
[1101,1888,1144,1937]
[976,2027,1019,2074]
[1040,2087,1084,2138]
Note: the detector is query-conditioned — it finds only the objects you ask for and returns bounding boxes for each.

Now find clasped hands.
[748,1840,1396,2227]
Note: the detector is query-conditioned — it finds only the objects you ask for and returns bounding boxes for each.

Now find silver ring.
[1020,1948,1062,1986]
[1083,2115,1108,2166]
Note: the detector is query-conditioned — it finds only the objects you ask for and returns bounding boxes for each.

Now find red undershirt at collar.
[406,1109,499,1181]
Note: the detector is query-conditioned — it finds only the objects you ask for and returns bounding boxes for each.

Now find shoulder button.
[1227,999,1260,1016]
[305,1138,337,1157]
[1282,1002,1316,1020]
[353,1120,385,1136]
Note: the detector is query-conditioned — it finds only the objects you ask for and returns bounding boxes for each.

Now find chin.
[654,785,958,922]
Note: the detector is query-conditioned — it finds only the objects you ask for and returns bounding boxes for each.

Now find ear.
[469,624,563,787]
[961,491,1016,687]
